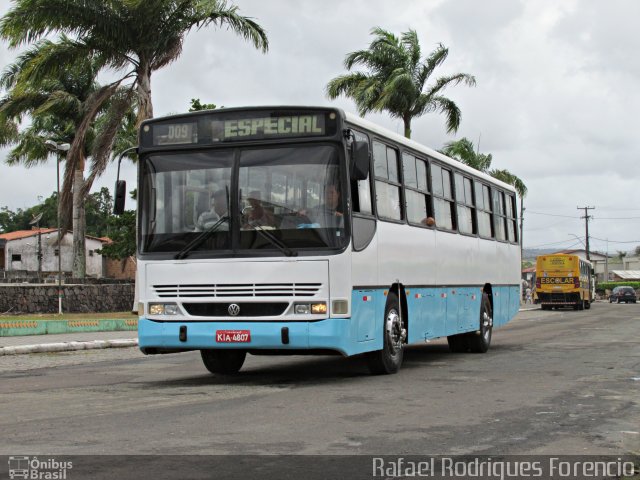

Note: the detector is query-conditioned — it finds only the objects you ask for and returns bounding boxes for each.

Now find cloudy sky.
[1,0,639,254]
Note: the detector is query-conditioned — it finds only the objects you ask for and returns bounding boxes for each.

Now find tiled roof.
[0,229,111,243]
[0,228,58,241]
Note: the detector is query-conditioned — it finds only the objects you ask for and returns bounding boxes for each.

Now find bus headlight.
[294,302,327,315]
[311,303,327,314]
[148,303,180,315]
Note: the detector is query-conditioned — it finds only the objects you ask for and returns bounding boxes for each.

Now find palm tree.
[326,27,475,138]
[441,137,527,198]
[0,0,268,126]
[1,0,268,276]
[0,40,131,277]
[442,137,528,249]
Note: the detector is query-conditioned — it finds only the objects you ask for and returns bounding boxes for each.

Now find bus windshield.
[140,144,347,255]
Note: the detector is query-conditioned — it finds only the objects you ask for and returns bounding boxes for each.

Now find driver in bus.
[244,191,275,228]
[302,183,343,228]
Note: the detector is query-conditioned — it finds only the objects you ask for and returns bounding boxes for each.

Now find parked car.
[609,286,637,304]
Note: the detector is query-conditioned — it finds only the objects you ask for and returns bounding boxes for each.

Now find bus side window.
[373,141,403,221]
[475,181,493,238]
[454,172,475,234]
[506,193,518,243]
[431,164,455,230]
[349,130,372,214]
[403,153,431,226]
[492,189,506,240]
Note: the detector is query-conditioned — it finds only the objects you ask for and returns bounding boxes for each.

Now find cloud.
[1,0,639,250]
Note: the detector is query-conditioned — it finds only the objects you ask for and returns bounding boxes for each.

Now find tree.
[99,211,136,261]
[442,137,528,248]
[0,41,131,278]
[0,189,112,236]
[84,188,114,238]
[441,137,528,199]
[326,27,475,138]
[1,0,268,127]
[189,98,220,112]
[98,189,136,261]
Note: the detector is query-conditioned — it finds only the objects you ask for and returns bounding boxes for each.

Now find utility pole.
[519,197,525,259]
[577,206,595,261]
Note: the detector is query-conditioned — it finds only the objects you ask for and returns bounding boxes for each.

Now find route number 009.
[167,124,191,140]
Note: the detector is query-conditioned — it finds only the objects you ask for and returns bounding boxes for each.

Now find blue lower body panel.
[139,285,519,357]
[138,317,381,357]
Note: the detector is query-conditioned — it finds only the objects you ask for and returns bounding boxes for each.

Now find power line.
[524,219,569,232]
[591,236,640,244]
[526,210,640,220]
[526,211,579,218]
[525,238,578,248]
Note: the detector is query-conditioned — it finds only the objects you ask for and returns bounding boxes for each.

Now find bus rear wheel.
[366,292,405,375]
[448,293,493,353]
[200,349,246,375]
[468,293,493,353]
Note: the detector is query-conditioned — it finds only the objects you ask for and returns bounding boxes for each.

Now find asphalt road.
[1,303,638,456]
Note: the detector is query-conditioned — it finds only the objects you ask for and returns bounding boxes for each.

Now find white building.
[0,228,107,278]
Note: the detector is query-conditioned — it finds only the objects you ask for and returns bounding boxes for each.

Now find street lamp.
[45,140,70,314]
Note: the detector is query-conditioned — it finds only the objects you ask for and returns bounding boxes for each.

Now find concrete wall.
[104,256,137,280]
[0,283,134,314]
[2,233,105,277]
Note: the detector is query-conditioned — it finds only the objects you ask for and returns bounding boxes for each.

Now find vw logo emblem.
[228,304,240,316]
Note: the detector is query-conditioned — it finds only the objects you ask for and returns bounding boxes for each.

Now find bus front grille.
[182,302,289,317]
[153,283,321,298]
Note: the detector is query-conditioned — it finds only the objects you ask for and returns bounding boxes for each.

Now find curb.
[0,318,138,337]
[0,338,139,356]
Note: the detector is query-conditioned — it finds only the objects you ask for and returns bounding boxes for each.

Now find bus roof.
[141,105,517,194]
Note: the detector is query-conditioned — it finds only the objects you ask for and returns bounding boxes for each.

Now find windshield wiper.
[245,221,297,257]
[174,216,230,259]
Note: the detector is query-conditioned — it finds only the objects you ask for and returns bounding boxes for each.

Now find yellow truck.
[535,254,594,310]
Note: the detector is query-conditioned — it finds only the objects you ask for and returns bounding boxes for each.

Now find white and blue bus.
[119,106,521,375]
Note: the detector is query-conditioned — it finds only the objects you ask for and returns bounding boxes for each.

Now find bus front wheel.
[200,349,246,375]
[366,292,405,375]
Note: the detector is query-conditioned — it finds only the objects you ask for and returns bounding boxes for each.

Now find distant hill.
[522,248,562,261]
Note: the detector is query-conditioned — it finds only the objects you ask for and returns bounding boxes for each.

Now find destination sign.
[144,110,338,147]
[212,114,327,141]
[540,277,575,285]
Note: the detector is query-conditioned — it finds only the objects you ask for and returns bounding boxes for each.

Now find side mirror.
[112,146,137,215]
[113,180,127,215]
[350,140,370,181]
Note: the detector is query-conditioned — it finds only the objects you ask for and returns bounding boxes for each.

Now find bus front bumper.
[137,317,373,357]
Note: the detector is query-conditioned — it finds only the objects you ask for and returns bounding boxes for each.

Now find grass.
[0,311,136,321]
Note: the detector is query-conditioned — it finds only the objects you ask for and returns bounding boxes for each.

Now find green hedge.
[597,281,640,291]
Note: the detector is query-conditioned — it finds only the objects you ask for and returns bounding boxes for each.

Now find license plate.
[216,330,251,343]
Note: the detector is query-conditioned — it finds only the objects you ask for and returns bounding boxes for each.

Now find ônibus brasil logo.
[8,457,73,479]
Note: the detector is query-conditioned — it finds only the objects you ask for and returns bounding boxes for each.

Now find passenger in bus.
[421,216,436,227]
[197,189,228,230]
